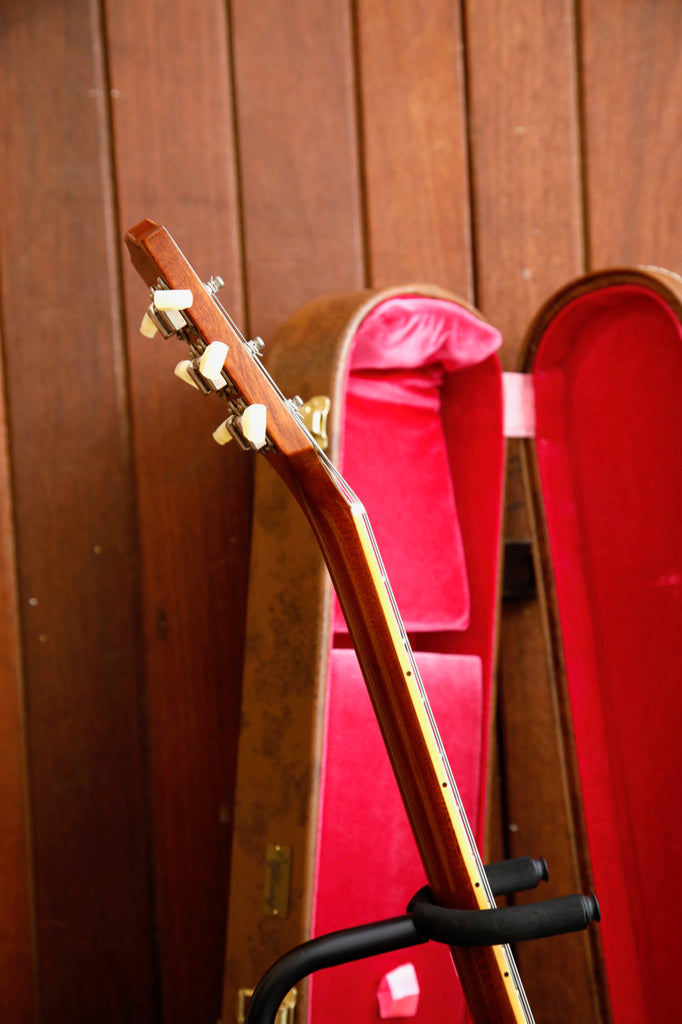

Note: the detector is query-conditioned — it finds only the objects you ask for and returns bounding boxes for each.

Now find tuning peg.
[204,276,225,296]
[198,341,229,389]
[211,404,267,450]
[174,359,202,390]
[246,336,265,356]
[152,288,193,312]
[238,404,267,449]
[140,310,158,337]
[212,418,234,446]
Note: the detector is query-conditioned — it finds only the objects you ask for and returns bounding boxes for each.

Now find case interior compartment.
[529,281,682,1024]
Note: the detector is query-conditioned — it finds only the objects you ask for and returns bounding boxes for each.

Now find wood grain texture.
[464,0,585,365]
[0,1,156,1018]
[356,0,474,296]
[230,0,365,338]
[0,326,36,1022]
[580,0,682,268]
[105,2,249,1019]
[464,3,599,1019]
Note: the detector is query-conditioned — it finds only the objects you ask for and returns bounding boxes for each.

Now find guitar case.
[223,285,505,1024]
[515,268,682,1024]
[222,270,682,1024]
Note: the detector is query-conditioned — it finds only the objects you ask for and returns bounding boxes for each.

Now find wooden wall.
[0,1,680,1022]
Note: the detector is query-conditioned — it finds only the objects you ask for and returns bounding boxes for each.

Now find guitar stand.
[243,856,600,1024]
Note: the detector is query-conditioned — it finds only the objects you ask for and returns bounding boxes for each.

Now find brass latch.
[297,395,330,449]
[237,986,297,1024]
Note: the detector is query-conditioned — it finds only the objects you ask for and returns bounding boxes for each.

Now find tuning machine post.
[245,336,265,358]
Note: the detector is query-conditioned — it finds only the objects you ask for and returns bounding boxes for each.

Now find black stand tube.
[245,915,426,1024]
[244,856,600,1024]
[485,855,548,896]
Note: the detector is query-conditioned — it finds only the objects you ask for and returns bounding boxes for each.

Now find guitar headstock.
[125,219,317,457]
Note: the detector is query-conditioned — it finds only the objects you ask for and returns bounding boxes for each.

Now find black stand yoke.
[244,856,601,1024]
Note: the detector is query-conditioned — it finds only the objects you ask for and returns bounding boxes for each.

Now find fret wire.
[322,456,535,1021]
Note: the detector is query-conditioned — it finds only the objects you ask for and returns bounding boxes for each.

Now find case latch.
[237,987,297,1024]
[297,395,331,449]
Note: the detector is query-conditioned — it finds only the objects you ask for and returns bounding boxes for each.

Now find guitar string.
[212,296,534,1021]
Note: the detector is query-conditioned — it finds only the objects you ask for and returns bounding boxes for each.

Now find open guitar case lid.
[516,267,682,1024]
[222,269,682,1024]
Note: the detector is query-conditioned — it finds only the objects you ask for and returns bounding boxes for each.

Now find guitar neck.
[123,218,533,1022]
[269,447,534,1024]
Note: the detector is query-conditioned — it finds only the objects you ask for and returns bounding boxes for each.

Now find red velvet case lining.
[533,284,682,1024]
[312,650,482,1024]
[310,296,504,1022]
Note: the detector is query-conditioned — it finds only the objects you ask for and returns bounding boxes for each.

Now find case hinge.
[264,843,292,918]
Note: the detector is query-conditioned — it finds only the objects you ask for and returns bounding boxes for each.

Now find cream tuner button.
[212,419,234,446]
[198,341,229,389]
[140,311,158,337]
[174,360,201,390]
[152,288,193,311]
[239,404,267,449]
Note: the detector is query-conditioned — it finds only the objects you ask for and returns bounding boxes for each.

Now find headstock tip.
[124,219,173,287]
[125,218,161,247]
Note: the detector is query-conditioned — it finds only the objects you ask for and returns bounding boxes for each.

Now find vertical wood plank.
[463,2,599,1020]
[223,1,363,1016]
[464,0,585,365]
[580,0,682,269]
[0,1,157,1019]
[0,332,36,1022]
[356,0,474,297]
[230,0,365,339]
[105,1,249,1020]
